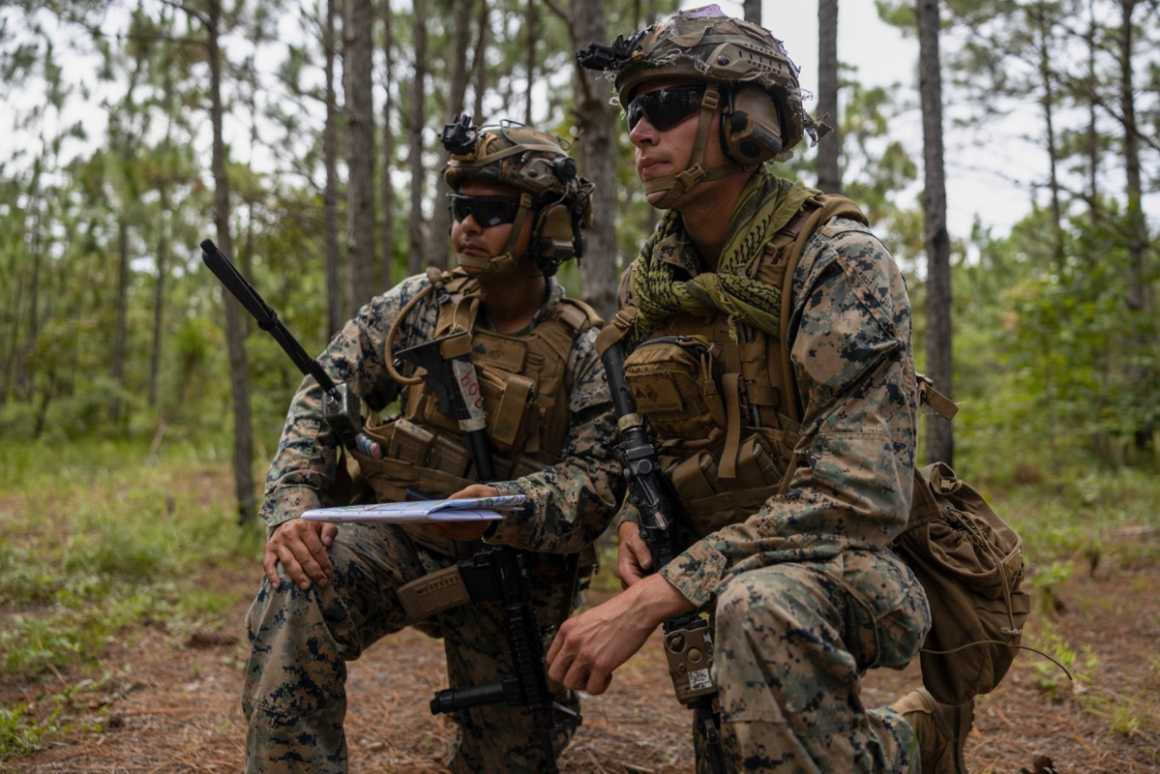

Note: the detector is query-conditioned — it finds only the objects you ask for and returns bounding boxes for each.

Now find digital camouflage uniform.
[242,273,622,774]
[574,8,932,770]
[617,173,931,772]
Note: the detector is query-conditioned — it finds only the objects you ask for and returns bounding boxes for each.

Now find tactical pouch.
[894,462,1030,706]
[397,565,472,620]
[426,433,474,478]
[477,366,535,455]
[664,432,792,539]
[386,418,435,465]
[623,335,726,442]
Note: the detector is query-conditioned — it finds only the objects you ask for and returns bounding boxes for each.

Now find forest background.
[1,0,1158,771]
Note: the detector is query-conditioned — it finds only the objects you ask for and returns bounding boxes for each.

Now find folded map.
[300,494,526,523]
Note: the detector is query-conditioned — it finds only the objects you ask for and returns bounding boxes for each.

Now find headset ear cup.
[720,110,736,164]
[534,203,576,269]
[722,86,784,165]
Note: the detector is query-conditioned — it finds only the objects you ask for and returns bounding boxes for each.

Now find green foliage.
[1029,627,1097,702]
[1028,559,1073,617]
[1082,692,1153,739]
[950,202,1160,483]
[0,680,105,762]
[0,438,262,680]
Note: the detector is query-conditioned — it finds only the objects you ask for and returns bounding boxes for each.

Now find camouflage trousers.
[241,522,578,774]
[695,547,931,773]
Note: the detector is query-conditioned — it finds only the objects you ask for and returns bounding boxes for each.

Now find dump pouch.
[894,462,1030,706]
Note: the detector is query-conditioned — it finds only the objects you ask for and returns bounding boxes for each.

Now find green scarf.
[630,168,818,340]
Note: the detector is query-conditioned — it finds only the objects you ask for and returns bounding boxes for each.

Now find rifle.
[600,327,726,774]
[200,239,382,460]
[394,316,580,773]
[426,546,578,770]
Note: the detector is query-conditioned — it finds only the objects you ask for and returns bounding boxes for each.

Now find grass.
[0,438,263,761]
[2,436,1158,762]
[1082,692,1152,739]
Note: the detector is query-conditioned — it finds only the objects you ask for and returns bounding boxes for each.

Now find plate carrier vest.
[348,270,602,556]
[611,194,877,540]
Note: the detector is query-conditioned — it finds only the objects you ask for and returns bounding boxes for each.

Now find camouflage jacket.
[260,274,623,555]
[620,208,919,609]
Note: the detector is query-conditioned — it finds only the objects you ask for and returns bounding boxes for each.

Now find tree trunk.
[471,0,489,126]
[569,0,619,321]
[345,0,376,314]
[17,162,43,401]
[149,185,168,409]
[1086,0,1099,227]
[112,217,129,425]
[32,367,55,440]
[1033,5,1064,269]
[524,0,536,125]
[1119,0,1153,453]
[426,0,472,271]
[1120,0,1148,313]
[324,0,343,335]
[207,0,257,524]
[742,0,761,25]
[917,0,953,466]
[408,2,429,277]
[3,261,25,406]
[816,0,841,193]
[381,0,395,291]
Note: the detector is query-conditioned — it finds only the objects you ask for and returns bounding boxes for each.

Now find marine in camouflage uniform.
[242,120,623,774]
[548,8,969,773]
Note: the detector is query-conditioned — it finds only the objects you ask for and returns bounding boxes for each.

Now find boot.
[890,688,973,774]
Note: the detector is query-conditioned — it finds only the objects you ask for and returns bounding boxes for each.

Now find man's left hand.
[426,483,501,542]
[546,574,694,695]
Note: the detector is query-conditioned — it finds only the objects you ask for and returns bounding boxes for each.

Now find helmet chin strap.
[455,192,534,276]
[642,83,749,210]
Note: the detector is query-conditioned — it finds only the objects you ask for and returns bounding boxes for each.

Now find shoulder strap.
[554,297,604,335]
[533,297,604,363]
[776,194,868,424]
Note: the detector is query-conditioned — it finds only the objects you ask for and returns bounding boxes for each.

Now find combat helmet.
[442,116,594,277]
[578,4,819,209]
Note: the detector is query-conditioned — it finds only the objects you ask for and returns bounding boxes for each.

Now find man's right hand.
[617,521,653,589]
[264,518,338,591]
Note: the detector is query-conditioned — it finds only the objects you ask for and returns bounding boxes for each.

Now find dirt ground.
[2,539,1159,773]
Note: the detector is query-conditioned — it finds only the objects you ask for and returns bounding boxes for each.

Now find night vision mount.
[576,31,648,71]
[441,113,478,156]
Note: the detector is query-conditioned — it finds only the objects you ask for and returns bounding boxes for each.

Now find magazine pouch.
[397,564,472,620]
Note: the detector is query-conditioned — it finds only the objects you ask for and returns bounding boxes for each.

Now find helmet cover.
[441,117,594,275]
[578,4,819,156]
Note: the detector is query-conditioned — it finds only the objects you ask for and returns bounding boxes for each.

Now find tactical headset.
[442,117,593,277]
[719,84,785,166]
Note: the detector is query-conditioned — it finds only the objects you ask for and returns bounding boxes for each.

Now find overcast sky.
[689,0,1044,241]
[4,1,1154,248]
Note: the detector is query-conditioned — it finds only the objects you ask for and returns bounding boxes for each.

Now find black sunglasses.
[448,193,522,227]
[625,85,706,131]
